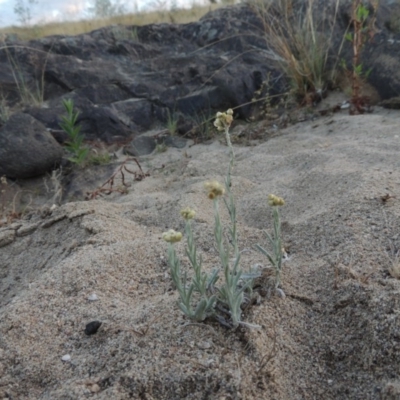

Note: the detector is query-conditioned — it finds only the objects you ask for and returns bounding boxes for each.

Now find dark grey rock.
[124,135,157,156]
[73,84,132,104]
[163,135,188,149]
[176,86,224,115]
[112,98,153,131]
[0,113,63,179]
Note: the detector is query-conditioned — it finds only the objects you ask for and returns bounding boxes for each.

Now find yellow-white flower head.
[162,229,183,243]
[214,109,234,131]
[180,207,196,220]
[268,194,285,207]
[204,180,225,199]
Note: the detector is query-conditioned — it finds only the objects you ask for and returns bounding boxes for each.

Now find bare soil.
[1,105,400,399]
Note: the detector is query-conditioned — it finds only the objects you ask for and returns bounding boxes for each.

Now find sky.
[0,0,193,27]
[0,0,86,26]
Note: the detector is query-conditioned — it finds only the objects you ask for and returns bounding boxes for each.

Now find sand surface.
[1,106,400,399]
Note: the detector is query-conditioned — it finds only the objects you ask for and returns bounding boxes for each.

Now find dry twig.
[85,158,149,200]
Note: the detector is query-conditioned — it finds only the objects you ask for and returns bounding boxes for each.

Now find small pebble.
[89,384,101,393]
[87,293,98,301]
[197,341,212,350]
[85,321,102,335]
[61,354,71,362]
[275,288,286,298]
[206,359,215,367]
[341,102,350,109]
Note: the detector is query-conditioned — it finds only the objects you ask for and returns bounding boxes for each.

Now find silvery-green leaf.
[240,271,261,279]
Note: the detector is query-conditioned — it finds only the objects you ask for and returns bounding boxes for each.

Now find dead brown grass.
[250,0,344,103]
[0,4,224,41]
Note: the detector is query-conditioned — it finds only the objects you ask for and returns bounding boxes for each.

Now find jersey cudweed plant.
[163,109,285,329]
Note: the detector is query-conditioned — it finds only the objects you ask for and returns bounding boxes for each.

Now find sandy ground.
[1,105,400,399]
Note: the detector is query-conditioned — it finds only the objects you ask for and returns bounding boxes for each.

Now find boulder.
[0,113,63,179]
[0,1,399,147]
[124,135,157,157]
[111,98,153,131]
[0,4,284,142]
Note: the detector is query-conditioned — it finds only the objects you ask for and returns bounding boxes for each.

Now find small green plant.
[59,99,89,166]
[343,0,377,113]
[87,151,111,165]
[189,110,214,140]
[155,142,168,153]
[164,223,217,321]
[166,109,179,136]
[163,109,284,329]
[255,194,286,289]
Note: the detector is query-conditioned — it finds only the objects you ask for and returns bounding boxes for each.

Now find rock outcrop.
[0,0,400,178]
[0,113,63,179]
[0,3,282,147]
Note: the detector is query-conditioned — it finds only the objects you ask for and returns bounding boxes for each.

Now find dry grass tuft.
[251,0,344,103]
[0,4,224,41]
[0,176,24,227]
[388,252,400,279]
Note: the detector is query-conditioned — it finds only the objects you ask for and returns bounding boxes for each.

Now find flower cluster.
[268,194,285,207]
[204,180,225,200]
[162,229,182,243]
[213,109,233,132]
[180,207,196,220]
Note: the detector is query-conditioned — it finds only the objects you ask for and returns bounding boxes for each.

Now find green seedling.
[88,151,111,165]
[166,108,179,136]
[59,99,88,166]
[155,142,168,153]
